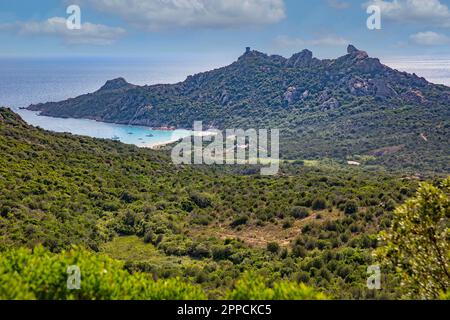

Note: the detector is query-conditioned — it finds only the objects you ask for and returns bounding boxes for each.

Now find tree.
[376,177,450,299]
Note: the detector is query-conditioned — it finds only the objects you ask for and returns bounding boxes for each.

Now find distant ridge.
[27,45,450,172]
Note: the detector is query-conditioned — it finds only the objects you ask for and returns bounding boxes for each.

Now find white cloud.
[275,35,349,48]
[0,17,125,45]
[78,0,286,30]
[365,0,450,27]
[410,31,450,45]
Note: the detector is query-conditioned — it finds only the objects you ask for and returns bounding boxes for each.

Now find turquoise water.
[14,108,191,148]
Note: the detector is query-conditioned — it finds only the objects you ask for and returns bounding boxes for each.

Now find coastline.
[144,131,220,150]
[145,139,181,150]
[18,107,190,132]
[16,108,223,150]
[15,107,194,148]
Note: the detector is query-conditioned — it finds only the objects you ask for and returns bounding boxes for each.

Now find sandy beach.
[143,130,219,149]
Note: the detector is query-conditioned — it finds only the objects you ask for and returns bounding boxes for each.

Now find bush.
[188,243,211,259]
[311,198,327,211]
[230,215,249,228]
[143,231,154,244]
[0,246,206,300]
[227,273,327,300]
[291,206,310,219]
[190,192,213,209]
[282,218,294,229]
[120,192,139,203]
[295,272,310,284]
[267,242,280,254]
[292,245,307,258]
[384,198,397,211]
[343,200,358,215]
[212,245,233,261]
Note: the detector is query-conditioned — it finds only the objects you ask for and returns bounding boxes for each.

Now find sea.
[381,56,450,87]
[0,55,448,148]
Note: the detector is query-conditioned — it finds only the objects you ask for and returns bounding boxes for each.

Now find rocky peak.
[99,77,133,91]
[335,44,386,74]
[347,44,369,59]
[293,49,313,61]
[237,47,275,64]
[286,49,314,68]
[347,45,358,54]
[240,50,266,59]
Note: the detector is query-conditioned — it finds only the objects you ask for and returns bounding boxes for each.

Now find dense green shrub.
[282,218,294,229]
[343,200,359,215]
[230,215,249,228]
[0,247,330,300]
[0,108,426,299]
[143,231,154,244]
[312,198,327,211]
[0,246,205,300]
[291,206,310,219]
[267,242,280,254]
[211,245,233,261]
[190,192,213,209]
[227,273,327,300]
[188,243,211,259]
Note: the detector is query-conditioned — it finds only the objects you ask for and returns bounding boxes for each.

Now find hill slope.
[1,107,423,298]
[27,45,450,171]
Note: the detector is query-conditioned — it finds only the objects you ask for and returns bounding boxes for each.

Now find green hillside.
[2,107,441,299]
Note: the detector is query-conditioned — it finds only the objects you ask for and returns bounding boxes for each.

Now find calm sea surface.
[381,56,450,87]
[0,56,448,147]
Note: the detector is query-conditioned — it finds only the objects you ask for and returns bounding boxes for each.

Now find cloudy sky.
[0,0,449,60]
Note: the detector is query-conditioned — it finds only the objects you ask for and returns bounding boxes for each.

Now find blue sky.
[0,0,449,61]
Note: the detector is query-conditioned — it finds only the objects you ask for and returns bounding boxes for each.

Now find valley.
[2,107,442,299]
